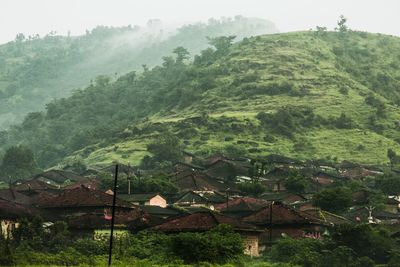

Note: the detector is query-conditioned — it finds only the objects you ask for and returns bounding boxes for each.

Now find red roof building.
[152,211,262,256]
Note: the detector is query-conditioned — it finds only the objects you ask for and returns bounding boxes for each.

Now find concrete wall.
[242,234,259,257]
[149,195,167,208]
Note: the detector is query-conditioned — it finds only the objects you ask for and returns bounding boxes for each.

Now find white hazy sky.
[1,0,399,44]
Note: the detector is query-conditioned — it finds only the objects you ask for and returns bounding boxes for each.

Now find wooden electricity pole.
[108,164,119,266]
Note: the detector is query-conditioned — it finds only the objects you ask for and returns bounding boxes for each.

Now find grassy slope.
[64,31,400,167]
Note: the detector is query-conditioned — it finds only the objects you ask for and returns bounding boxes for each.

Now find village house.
[171,171,229,192]
[12,178,59,192]
[182,151,196,164]
[36,186,141,236]
[152,211,262,257]
[262,192,307,205]
[205,157,252,181]
[385,197,400,214]
[241,201,331,249]
[172,161,204,173]
[0,199,37,238]
[173,190,226,209]
[118,193,167,208]
[215,197,270,218]
[33,170,88,187]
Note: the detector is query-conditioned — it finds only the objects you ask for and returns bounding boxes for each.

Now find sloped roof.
[118,193,165,202]
[140,205,183,217]
[172,171,229,192]
[63,179,100,190]
[242,202,323,226]
[0,189,32,205]
[215,197,269,213]
[300,208,350,225]
[262,192,307,204]
[65,209,142,229]
[175,191,226,204]
[37,187,133,208]
[152,211,259,232]
[34,170,87,184]
[0,199,37,219]
[174,162,204,170]
[12,179,59,191]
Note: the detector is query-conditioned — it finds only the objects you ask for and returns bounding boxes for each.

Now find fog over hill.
[0,16,278,129]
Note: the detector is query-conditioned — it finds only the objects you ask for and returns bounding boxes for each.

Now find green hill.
[1,30,400,169]
[0,16,277,129]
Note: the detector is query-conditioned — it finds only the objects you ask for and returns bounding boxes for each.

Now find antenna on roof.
[108,164,119,266]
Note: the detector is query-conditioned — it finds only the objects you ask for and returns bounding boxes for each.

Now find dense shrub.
[169,225,244,264]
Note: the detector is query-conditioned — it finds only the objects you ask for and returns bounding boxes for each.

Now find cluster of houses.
[1,153,399,256]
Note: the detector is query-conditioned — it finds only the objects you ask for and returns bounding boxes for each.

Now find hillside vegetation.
[1,30,400,168]
[0,16,277,129]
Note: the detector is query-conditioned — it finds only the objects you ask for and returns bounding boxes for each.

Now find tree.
[207,36,236,57]
[173,46,190,64]
[169,225,243,264]
[284,171,308,193]
[313,187,352,213]
[237,182,266,197]
[387,148,397,169]
[0,145,38,181]
[332,224,396,264]
[335,15,348,32]
[146,132,184,164]
[376,172,400,195]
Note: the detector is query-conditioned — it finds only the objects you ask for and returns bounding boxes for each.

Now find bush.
[169,225,244,264]
[312,187,352,213]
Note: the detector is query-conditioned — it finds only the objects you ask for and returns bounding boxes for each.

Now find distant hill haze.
[1,29,400,169]
[0,17,278,129]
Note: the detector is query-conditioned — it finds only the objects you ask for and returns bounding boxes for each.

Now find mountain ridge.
[1,30,400,170]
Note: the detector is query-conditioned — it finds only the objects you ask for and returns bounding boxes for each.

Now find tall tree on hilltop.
[0,145,38,182]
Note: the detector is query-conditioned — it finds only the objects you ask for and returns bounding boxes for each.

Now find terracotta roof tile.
[37,187,133,208]
[152,211,259,232]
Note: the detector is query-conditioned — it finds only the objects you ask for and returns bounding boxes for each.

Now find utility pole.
[269,201,274,244]
[108,164,119,266]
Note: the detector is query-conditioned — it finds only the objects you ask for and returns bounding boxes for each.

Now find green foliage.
[99,174,178,194]
[376,172,400,195]
[335,15,349,32]
[0,145,38,181]
[237,182,266,197]
[146,132,184,165]
[284,171,308,193]
[2,30,400,168]
[331,224,396,263]
[256,107,320,138]
[312,187,352,213]
[207,36,236,57]
[169,224,244,264]
[0,17,277,129]
[269,238,324,267]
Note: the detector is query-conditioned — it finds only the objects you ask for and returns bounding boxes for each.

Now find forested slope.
[0,16,277,128]
[1,30,400,168]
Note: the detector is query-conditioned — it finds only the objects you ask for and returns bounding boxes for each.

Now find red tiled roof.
[34,170,87,184]
[242,202,322,225]
[152,211,259,232]
[0,199,37,219]
[172,171,229,191]
[12,179,59,191]
[37,187,133,208]
[301,208,349,225]
[0,189,32,205]
[66,209,142,229]
[215,197,269,212]
[63,180,100,190]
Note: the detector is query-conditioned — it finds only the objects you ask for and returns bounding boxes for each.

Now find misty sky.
[1,0,399,44]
